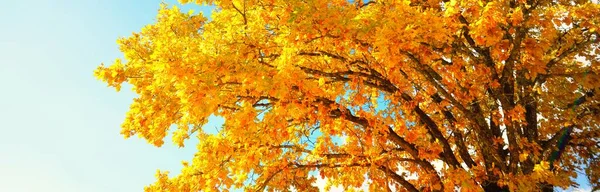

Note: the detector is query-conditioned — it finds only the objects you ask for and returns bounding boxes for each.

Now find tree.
[95,0,600,191]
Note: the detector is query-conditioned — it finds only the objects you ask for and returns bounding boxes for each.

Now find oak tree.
[95,0,600,191]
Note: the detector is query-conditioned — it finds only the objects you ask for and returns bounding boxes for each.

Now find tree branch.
[379,166,420,192]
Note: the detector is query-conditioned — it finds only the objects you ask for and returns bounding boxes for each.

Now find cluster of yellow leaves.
[95,0,600,191]
[470,2,508,47]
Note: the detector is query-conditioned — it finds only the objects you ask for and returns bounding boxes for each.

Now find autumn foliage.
[95,0,600,191]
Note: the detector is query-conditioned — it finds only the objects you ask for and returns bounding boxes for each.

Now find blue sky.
[0,1,214,191]
[0,0,592,192]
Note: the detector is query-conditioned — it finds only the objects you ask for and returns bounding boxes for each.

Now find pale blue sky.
[0,1,592,192]
[0,1,214,191]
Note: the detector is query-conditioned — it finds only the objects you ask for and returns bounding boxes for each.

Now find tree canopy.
[95,0,600,191]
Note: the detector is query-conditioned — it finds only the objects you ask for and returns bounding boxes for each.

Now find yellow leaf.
[519,153,529,162]
[534,161,550,172]
[318,77,326,86]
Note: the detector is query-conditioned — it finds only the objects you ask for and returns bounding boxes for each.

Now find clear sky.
[0,1,214,191]
[0,1,592,192]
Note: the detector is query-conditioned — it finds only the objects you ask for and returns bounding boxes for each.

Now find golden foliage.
[96,0,600,191]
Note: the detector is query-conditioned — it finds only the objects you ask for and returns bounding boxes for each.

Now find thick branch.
[379,166,420,192]
[438,103,477,168]
[401,50,505,171]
